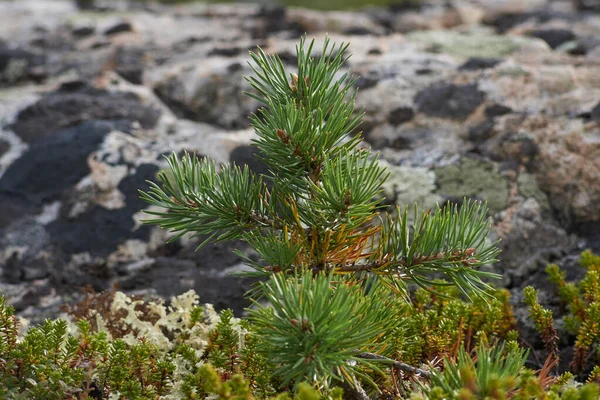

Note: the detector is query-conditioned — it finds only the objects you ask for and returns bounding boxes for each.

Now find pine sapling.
[139,36,502,394]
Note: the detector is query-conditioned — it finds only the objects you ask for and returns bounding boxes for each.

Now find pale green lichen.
[517,173,550,209]
[434,158,509,213]
[408,30,549,58]
[379,160,441,210]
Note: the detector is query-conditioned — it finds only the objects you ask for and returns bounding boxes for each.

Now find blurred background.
[75,0,421,11]
[0,0,599,362]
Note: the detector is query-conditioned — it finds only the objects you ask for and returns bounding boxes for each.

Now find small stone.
[459,57,502,71]
[72,26,95,38]
[528,29,576,49]
[468,119,495,142]
[485,104,513,118]
[208,47,243,57]
[591,101,600,124]
[387,106,414,126]
[0,138,9,158]
[104,22,133,36]
[414,83,485,121]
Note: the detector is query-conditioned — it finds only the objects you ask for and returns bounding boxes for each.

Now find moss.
[435,158,509,213]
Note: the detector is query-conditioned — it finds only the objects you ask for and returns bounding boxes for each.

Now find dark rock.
[72,26,95,38]
[29,32,74,51]
[484,12,533,33]
[573,0,600,12]
[119,256,258,315]
[458,57,502,71]
[0,138,9,158]
[0,221,50,282]
[485,103,513,118]
[104,22,134,36]
[0,192,36,227]
[388,1,421,12]
[252,6,302,39]
[230,145,270,176]
[528,29,576,49]
[0,121,117,204]
[0,44,45,85]
[414,83,485,120]
[468,119,495,142]
[277,50,298,65]
[482,132,539,170]
[10,280,52,312]
[343,27,376,36]
[568,36,600,56]
[591,101,600,124]
[47,163,158,257]
[355,74,379,90]
[11,84,161,143]
[388,135,412,150]
[387,106,414,126]
[415,68,433,75]
[368,48,382,55]
[208,47,243,57]
[114,47,147,84]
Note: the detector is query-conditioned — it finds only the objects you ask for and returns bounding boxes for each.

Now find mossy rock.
[434,158,508,213]
[407,31,550,58]
[517,173,550,210]
[380,161,441,210]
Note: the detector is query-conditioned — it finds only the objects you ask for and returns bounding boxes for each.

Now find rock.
[229,145,270,176]
[567,36,600,56]
[208,46,244,57]
[104,21,134,36]
[117,256,257,316]
[435,158,509,213]
[46,161,157,257]
[468,119,496,142]
[72,26,95,38]
[380,161,441,210]
[0,44,45,85]
[0,138,9,158]
[524,117,600,225]
[498,198,573,288]
[414,83,485,120]
[408,30,550,58]
[152,59,259,129]
[573,0,600,12]
[591,101,600,124]
[387,106,415,126]
[0,120,121,205]
[458,57,502,71]
[11,83,161,143]
[480,131,540,171]
[286,9,385,36]
[528,29,576,49]
[481,64,600,117]
[485,103,513,118]
[113,47,148,85]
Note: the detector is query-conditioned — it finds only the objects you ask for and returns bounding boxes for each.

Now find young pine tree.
[139,36,501,396]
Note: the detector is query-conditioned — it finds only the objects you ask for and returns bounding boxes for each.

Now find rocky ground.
[0,0,599,364]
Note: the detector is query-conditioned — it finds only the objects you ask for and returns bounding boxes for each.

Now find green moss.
[435,158,509,213]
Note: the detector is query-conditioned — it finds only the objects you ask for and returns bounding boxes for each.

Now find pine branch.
[356,353,432,379]
[139,152,278,248]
